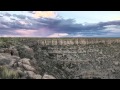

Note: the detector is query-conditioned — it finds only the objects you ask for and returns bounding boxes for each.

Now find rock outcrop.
[0,53,55,79]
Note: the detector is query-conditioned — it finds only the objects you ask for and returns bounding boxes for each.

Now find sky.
[0,11,120,37]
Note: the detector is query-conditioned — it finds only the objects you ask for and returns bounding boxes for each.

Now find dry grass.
[0,66,19,79]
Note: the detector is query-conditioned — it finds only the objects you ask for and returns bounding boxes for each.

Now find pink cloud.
[33,11,57,18]
[0,35,22,37]
[5,27,57,37]
[15,29,37,36]
[10,28,56,37]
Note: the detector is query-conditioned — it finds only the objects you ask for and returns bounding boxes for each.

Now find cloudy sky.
[0,11,120,37]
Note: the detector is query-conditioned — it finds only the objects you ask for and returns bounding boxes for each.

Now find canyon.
[0,38,120,79]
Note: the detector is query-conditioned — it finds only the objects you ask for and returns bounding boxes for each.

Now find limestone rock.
[42,74,56,79]
[20,58,31,65]
[0,53,17,66]
[9,59,16,66]
[33,75,42,79]
[22,64,35,71]
[113,61,119,66]
[18,62,23,67]
[0,53,42,79]
[17,68,25,77]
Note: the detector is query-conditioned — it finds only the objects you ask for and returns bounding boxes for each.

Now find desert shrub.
[16,45,34,59]
[0,42,7,48]
[0,38,21,48]
[0,37,9,42]
[0,66,19,79]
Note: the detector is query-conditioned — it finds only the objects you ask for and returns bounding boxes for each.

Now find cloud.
[104,25,120,33]
[108,17,120,21]
[4,13,11,17]
[1,11,120,37]
[15,29,37,35]
[32,11,57,18]
[0,35,22,37]
[19,21,28,25]
[13,14,27,19]
[48,33,69,37]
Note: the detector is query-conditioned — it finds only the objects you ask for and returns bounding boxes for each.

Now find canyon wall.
[19,38,120,46]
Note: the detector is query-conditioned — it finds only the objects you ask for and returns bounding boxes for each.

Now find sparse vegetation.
[0,37,120,79]
[0,66,19,79]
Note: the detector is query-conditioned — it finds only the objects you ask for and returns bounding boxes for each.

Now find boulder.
[33,75,42,79]
[113,61,119,66]
[0,53,42,79]
[17,68,25,77]
[20,58,31,65]
[42,74,56,79]
[9,59,16,66]
[22,64,35,71]
[18,62,23,67]
[0,53,17,66]
[25,71,42,79]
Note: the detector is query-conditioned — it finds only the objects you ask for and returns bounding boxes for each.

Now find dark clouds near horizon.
[0,12,120,37]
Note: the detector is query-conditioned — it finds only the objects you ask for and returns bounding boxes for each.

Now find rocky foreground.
[0,45,55,79]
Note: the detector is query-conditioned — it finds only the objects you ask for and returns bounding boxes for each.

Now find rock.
[0,49,5,53]
[0,59,11,66]
[13,63,18,68]
[25,71,35,78]
[12,56,20,60]
[42,74,56,79]
[0,53,10,59]
[22,64,35,71]
[18,62,23,67]
[9,46,19,56]
[3,48,11,54]
[9,59,16,66]
[114,61,119,66]
[0,53,17,66]
[3,46,19,56]
[20,58,31,65]
[25,71,42,79]
[20,77,26,79]
[17,68,25,77]
[0,53,42,79]
[11,49,19,56]
[33,75,42,79]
